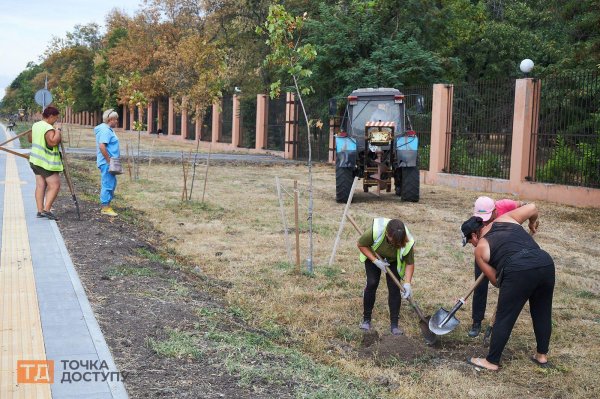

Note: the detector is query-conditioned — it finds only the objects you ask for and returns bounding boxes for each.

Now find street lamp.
[519,59,534,77]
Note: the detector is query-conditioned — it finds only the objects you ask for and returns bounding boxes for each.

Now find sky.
[0,0,144,101]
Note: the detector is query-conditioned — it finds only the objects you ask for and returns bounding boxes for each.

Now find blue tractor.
[334,88,421,203]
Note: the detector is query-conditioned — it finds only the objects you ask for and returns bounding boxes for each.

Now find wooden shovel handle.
[462,273,486,301]
[0,129,32,147]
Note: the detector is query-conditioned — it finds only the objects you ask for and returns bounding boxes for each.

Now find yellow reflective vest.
[29,121,63,172]
[359,218,415,278]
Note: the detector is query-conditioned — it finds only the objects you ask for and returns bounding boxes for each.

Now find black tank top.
[484,222,553,274]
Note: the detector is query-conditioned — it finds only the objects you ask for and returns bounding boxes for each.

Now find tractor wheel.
[401,167,420,202]
[336,167,354,203]
[394,168,402,196]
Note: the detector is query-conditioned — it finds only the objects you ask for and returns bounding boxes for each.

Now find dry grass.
[74,159,600,399]
[60,124,205,154]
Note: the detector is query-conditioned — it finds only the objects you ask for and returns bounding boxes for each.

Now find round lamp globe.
[520,59,534,74]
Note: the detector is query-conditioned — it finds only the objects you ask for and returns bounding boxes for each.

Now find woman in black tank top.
[463,204,555,371]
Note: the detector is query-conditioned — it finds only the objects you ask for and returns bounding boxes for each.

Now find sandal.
[466,357,499,372]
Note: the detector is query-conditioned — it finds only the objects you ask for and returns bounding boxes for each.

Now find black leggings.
[472,260,490,323]
[487,265,555,365]
[363,260,401,325]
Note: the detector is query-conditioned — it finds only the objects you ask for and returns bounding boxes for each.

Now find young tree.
[258,4,317,273]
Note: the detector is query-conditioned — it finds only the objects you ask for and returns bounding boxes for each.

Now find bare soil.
[53,178,298,398]
[51,157,600,399]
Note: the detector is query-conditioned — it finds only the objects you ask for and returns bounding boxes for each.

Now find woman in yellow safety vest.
[357,218,415,335]
[29,106,63,220]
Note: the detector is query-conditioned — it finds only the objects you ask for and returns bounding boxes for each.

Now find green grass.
[107,264,156,277]
[335,325,361,342]
[575,290,599,299]
[274,261,294,270]
[169,278,190,297]
[147,328,202,359]
[205,328,382,398]
[165,200,227,220]
[137,247,184,270]
[14,122,33,149]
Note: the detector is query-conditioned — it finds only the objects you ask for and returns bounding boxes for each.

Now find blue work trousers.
[99,164,117,206]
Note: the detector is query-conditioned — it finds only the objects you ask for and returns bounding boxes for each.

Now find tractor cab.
[334,88,420,203]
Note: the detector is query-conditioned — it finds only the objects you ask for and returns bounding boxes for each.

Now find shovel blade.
[429,307,460,335]
[419,317,438,345]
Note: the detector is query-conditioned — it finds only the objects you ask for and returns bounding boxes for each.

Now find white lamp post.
[519,59,534,77]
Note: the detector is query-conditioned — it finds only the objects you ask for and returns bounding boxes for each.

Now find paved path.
[0,124,128,398]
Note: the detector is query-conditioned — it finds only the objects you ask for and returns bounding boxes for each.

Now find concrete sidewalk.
[0,124,128,398]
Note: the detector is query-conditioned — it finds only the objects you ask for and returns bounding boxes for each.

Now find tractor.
[333,88,422,203]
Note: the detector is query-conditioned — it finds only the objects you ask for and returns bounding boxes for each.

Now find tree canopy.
[2,0,598,116]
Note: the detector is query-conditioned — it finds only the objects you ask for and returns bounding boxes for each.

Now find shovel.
[429,273,486,335]
[0,129,32,159]
[59,142,81,220]
[346,214,438,345]
[482,307,496,347]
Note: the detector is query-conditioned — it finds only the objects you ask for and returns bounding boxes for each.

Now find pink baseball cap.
[473,196,495,222]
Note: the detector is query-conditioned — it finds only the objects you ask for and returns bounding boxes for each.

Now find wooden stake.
[294,180,300,271]
[125,142,132,181]
[201,143,211,203]
[181,152,189,201]
[328,176,359,267]
[147,136,156,179]
[276,177,292,264]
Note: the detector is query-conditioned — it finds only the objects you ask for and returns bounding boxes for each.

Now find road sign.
[34,89,53,109]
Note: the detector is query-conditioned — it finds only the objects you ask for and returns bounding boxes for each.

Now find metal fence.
[297,94,330,162]
[174,110,181,136]
[159,97,168,134]
[239,96,257,148]
[220,96,233,143]
[447,79,515,179]
[267,94,286,151]
[187,111,196,140]
[150,100,158,133]
[403,85,432,170]
[530,71,599,188]
[200,105,212,141]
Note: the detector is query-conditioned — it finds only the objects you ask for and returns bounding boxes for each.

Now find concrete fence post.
[147,102,154,133]
[232,94,241,147]
[284,92,297,160]
[181,97,188,139]
[129,106,135,131]
[212,99,222,144]
[168,97,174,135]
[328,117,337,164]
[428,84,454,181]
[255,94,267,150]
[195,105,201,142]
[509,78,540,193]
[156,101,163,131]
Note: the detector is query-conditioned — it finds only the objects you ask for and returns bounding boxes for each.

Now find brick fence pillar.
[212,99,222,143]
[429,84,453,178]
[284,92,297,159]
[255,94,267,150]
[181,97,188,139]
[168,97,174,135]
[231,95,241,147]
[509,78,540,193]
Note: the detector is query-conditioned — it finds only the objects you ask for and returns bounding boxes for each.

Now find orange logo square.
[17,360,54,384]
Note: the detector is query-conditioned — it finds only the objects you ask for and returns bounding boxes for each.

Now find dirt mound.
[359,329,435,363]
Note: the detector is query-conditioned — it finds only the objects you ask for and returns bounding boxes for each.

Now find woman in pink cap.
[462,203,554,371]
[465,196,528,338]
